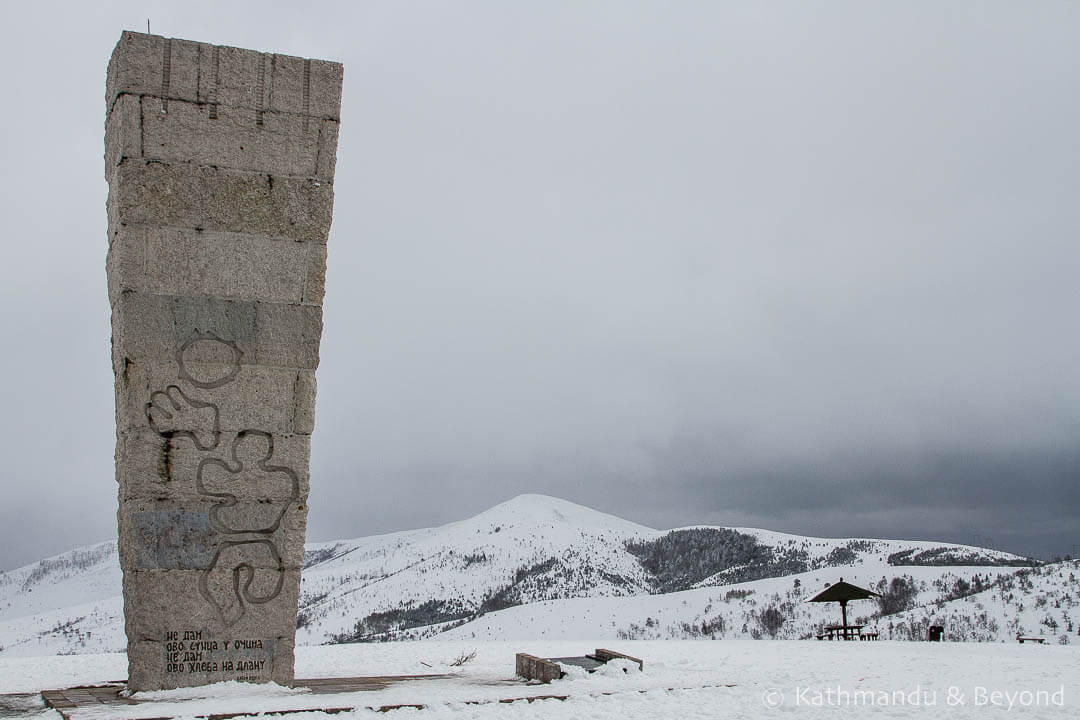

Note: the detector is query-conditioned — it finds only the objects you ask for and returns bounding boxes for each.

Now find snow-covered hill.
[1,494,1060,656]
[437,557,1079,645]
[0,541,121,656]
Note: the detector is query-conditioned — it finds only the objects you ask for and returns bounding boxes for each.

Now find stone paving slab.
[0,691,47,719]
[38,678,737,719]
[40,676,454,719]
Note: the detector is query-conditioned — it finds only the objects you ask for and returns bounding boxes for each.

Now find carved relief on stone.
[144,332,297,627]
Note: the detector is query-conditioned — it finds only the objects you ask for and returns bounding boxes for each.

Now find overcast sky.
[1,1,1077,570]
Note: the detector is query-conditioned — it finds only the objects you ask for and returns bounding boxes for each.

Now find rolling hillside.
[0,494,1061,656]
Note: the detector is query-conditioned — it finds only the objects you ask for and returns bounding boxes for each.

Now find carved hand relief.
[147,385,221,450]
[144,332,295,626]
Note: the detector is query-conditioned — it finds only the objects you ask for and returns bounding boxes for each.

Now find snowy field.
[1,640,1076,719]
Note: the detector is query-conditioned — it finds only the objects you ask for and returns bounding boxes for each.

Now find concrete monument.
[105,31,342,691]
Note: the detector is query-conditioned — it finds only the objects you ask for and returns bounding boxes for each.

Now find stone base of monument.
[8,662,661,720]
[35,650,646,717]
[40,675,453,719]
[39,674,617,719]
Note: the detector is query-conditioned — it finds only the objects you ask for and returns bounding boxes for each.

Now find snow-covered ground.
[1,640,1076,718]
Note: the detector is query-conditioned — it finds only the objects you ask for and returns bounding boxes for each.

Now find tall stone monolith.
[105,31,342,691]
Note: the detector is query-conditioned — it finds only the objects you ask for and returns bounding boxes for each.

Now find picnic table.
[816,624,878,640]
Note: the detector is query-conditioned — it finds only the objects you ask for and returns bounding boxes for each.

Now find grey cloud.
[2,1,1078,568]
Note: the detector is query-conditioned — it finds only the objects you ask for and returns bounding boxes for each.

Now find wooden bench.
[816,627,878,641]
[1017,637,1046,644]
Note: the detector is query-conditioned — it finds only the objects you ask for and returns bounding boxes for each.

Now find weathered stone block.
[200,43,261,113]
[105,227,145,301]
[107,159,335,243]
[124,570,302,640]
[208,44,341,120]
[515,653,564,683]
[315,120,340,183]
[253,303,324,368]
[111,294,258,368]
[107,35,205,115]
[127,633,294,689]
[106,32,169,108]
[110,292,322,371]
[104,94,141,178]
[308,62,344,121]
[115,359,317,436]
[293,372,318,435]
[303,243,329,305]
[118,499,307,571]
[261,51,344,119]
[107,226,324,306]
[136,97,337,180]
[107,32,342,120]
[116,429,312,503]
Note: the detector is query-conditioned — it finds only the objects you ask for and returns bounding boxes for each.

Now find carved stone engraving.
[143,334,298,627]
[106,31,341,691]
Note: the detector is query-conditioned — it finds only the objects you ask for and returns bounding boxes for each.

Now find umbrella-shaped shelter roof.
[808,578,881,603]
[808,578,881,639]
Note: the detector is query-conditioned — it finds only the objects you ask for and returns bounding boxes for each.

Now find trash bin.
[928,625,944,642]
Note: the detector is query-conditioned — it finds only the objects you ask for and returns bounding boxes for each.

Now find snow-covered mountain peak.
[460,493,656,537]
